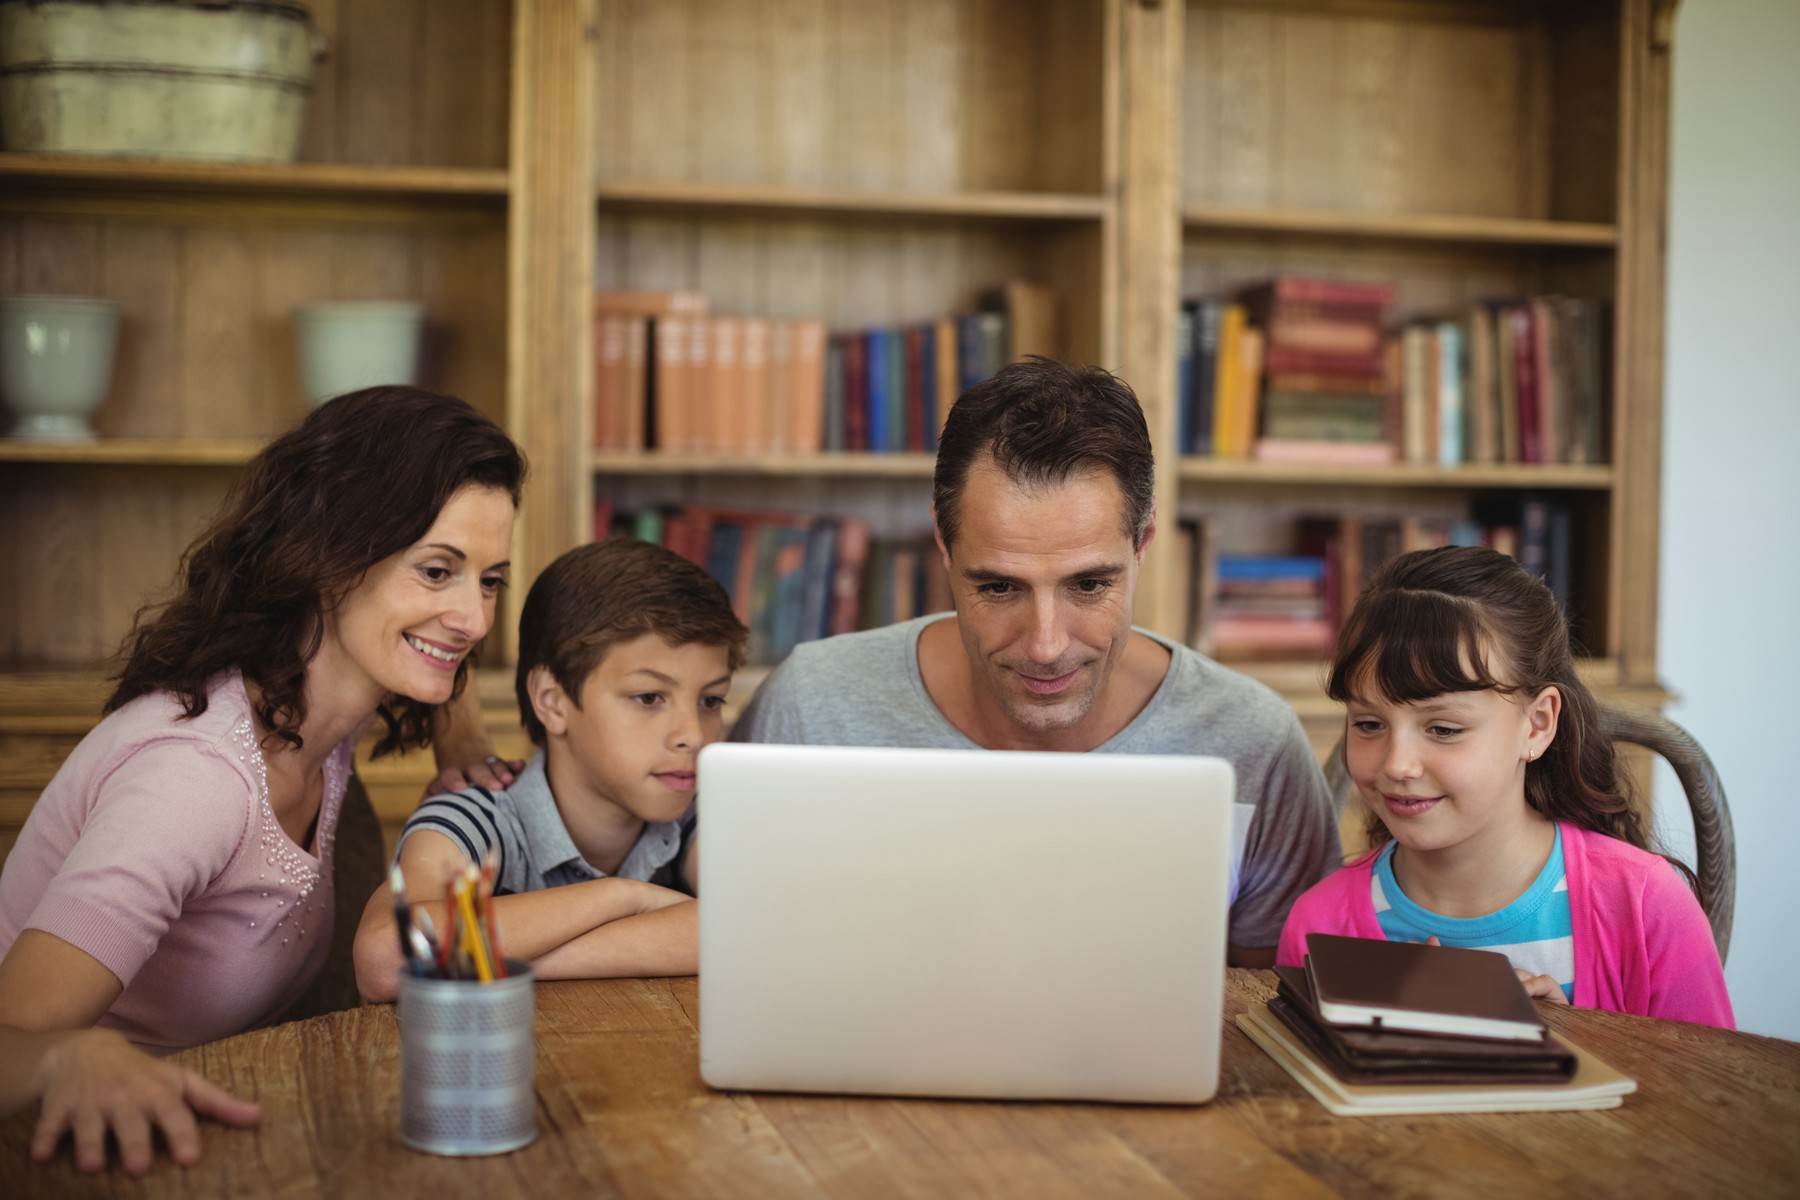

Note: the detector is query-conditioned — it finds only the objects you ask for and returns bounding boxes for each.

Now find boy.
[353,538,746,1000]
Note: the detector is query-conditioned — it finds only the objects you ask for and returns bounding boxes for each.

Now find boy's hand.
[1514,969,1570,1004]
[424,755,525,798]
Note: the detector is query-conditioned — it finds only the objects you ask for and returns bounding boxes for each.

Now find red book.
[843,335,868,452]
[1510,306,1541,465]
[1262,345,1387,378]
[904,326,927,452]
[829,519,873,636]
[1250,277,1398,309]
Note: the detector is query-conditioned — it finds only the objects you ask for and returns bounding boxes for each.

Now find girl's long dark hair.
[106,387,526,757]
[1327,546,1665,863]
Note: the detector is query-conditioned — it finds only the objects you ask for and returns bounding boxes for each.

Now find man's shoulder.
[775,619,925,680]
[753,619,934,714]
[737,617,952,746]
[1150,638,1305,735]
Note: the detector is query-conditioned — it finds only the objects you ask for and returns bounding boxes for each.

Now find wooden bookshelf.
[1178,460,1615,491]
[0,439,266,467]
[0,154,510,202]
[592,452,937,479]
[595,181,1108,223]
[1180,205,1617,248]
[2,0,1683,841]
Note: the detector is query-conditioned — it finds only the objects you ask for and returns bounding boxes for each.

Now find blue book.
[1193,300,1222,456]
[1216,555,1327,584]
[865,330,891,453]
[884,329,906,453]
[919,324,938,453]
[797,520,838,648]
[956,315,985,393]
[705,521,744,601]
[1176,303,1196,455]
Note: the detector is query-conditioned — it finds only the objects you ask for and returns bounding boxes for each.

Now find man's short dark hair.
[932,357,1155,550]
[514,539,748,745]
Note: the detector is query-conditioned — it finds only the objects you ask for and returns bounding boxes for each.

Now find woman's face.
[322,484,516,707]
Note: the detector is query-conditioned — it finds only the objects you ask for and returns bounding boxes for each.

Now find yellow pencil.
[456,868,495,983]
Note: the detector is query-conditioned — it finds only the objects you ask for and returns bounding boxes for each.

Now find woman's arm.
[0,931,260,1175]
[425,681,524,795]
[352,831,692,1000]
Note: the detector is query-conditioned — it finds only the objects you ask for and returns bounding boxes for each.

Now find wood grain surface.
[5,970,1795,1197]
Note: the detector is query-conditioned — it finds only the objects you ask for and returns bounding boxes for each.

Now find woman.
[0,387,525,1175]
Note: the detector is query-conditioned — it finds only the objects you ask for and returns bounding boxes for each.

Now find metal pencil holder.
[397,961,536,1155]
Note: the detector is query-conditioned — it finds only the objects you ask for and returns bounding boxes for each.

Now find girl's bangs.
[1327,587,1507,704]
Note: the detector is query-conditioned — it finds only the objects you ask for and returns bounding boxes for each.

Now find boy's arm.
[351,831,686,1001]
[531,901,698,980]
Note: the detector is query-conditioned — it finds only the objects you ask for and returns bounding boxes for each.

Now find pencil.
[480,851,507,979]
[389,865,416,974]
[456,868,495,983]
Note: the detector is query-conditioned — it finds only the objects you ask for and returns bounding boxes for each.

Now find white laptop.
[696,743,1236,1104]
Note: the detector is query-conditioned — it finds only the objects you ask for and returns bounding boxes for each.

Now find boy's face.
[554,633,733,824]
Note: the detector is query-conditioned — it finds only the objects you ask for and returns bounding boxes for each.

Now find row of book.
[1401,297,1607,468]
[592,501,950,666]
[1175,277,1609,468]
[1174,497,1585,659]
[593,283,1057,456]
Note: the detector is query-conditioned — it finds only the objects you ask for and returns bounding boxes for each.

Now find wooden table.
[6,971,1797,1197]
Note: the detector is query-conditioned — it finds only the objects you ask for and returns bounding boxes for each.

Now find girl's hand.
[30,1028,261,1175]
[1514,969,1570,1005]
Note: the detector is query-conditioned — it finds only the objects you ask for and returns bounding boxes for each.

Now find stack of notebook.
[1239,934,1636,1115]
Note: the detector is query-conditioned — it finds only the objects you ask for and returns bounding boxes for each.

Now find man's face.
[939,455,1149,745]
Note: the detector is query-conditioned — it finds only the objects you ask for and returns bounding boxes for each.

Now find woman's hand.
[1514,969,1570,1005]
[423,754,525,798]
[29,1028,261,1175]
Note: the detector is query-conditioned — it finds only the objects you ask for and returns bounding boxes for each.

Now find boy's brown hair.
[514,538,748,744]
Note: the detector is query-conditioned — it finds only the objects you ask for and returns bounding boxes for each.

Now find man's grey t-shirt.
[732,614,1340,949]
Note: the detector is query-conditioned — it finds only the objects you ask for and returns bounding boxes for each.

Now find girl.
[1277,546,1732,1029]
[0,387,526,1174]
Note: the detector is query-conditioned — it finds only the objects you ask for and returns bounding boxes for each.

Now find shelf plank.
[594,180,1109,223]
[1179,459,1615,490]
[1181,204,1617,248]
[0,154,510,200]
[591,451,937,478]
[0,438,265,467]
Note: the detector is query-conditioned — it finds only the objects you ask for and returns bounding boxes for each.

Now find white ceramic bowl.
[0,295,121,440]
[294,301,426,406]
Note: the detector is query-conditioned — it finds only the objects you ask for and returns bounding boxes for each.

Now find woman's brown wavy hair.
[1327,545,1657,857]
[106,387,526,757]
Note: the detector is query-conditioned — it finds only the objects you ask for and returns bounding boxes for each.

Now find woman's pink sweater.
[0,673,353,1051]
[1277,821,1735,1029]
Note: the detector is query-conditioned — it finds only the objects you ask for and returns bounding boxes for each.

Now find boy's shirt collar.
[508,749,686,884]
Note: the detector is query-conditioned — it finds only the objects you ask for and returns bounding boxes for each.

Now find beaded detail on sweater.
[230,718,343,945]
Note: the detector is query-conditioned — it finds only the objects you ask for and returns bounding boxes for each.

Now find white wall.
[1661,0,1800,1040]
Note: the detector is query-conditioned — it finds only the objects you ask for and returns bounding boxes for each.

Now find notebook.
[1273,967,1575,1085]
[1305,933,1547,1042]
[1238,1002,1636,1116]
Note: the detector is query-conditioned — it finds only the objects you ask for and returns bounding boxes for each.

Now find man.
[734,358,1340,966]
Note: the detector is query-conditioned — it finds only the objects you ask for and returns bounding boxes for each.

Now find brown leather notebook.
[1272,968,1575,1085]
[1304,933,1547,1042]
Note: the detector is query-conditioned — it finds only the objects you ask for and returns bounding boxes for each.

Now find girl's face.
[1343,682,1560,856]
[322,484,516,708]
